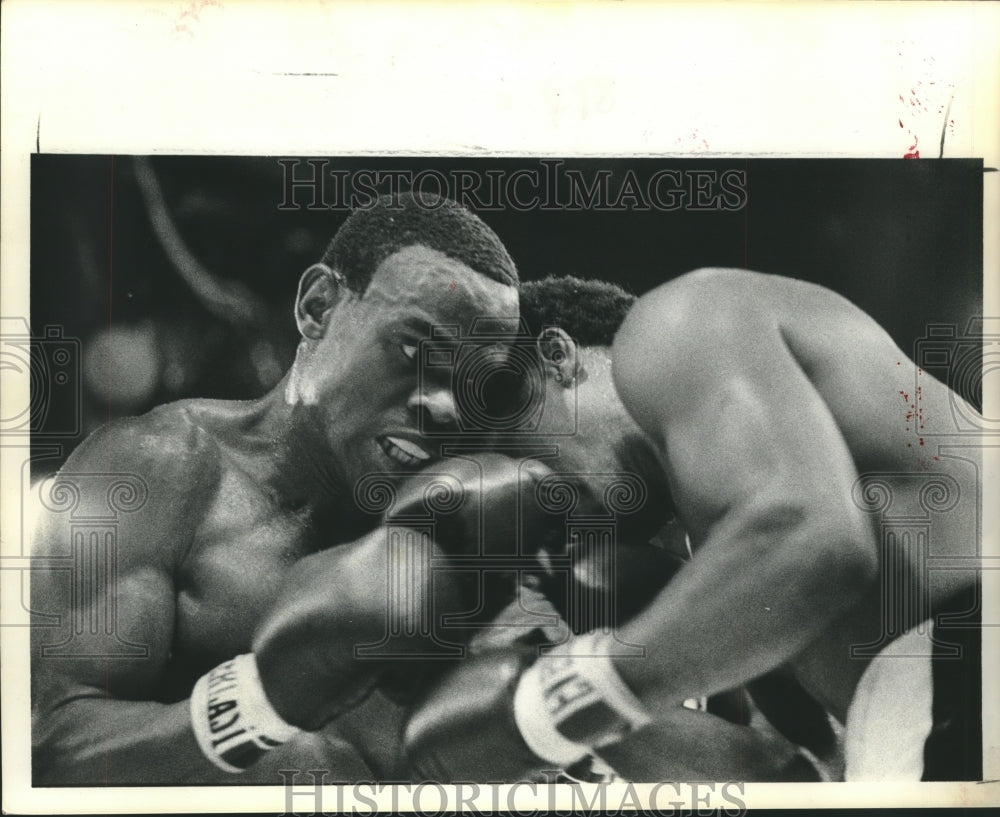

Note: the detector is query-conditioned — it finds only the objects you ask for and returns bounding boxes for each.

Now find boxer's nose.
[408,385,459,431]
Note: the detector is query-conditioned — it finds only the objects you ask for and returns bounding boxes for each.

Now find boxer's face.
[529,349,670,532]
[299,245,518,485]
[542,352,629,471]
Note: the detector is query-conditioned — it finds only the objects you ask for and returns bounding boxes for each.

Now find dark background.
[29,156,984,472]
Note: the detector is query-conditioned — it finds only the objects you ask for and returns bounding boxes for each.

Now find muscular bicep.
[30,422,202,713]
[31,531,175,706]
[613,280,865,536]
[664,358,857,527]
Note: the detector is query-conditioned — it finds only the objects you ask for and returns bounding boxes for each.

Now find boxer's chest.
[170,466,328,680]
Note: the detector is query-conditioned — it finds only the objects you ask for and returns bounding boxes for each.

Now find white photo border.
[2,1,998,813]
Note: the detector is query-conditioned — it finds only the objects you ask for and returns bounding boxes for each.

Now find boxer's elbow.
[32,726,60,783]
[739,499,878,613]
[32,696,98,784]
[33,735,79,785]
[813,528,878,608]
[790,508,879,613]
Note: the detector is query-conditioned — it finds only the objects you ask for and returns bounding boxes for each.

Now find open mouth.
[378,435,432,468]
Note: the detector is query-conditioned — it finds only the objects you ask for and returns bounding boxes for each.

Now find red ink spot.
[933,456,940,461]
[449,281,457,290]
[898,119,904,128]
[897,361,901,365]
[904,148,920,160]
[919,438,925,446]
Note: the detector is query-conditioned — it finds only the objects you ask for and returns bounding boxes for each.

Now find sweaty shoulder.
[611,268,875,438]
[618,267,861,340]
[612,270,753,431]
[34,401,224,567]
[68,400,221,482]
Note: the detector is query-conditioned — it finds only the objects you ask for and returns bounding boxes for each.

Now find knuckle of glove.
[404,646,539,781]
[253,530,420,728]
[387,455,560,560]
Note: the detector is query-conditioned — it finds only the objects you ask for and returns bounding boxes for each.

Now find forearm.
[613,510,876,710]
[34,696,234,785]
[596,706,810,782]
[34,695,377,784]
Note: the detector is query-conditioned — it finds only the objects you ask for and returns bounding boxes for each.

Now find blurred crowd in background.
[28,156,983,474]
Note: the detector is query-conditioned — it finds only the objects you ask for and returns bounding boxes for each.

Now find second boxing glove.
[404,630,653,782]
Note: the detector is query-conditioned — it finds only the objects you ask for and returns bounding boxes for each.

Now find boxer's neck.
[217,379,357,520]
[552,353,673,519]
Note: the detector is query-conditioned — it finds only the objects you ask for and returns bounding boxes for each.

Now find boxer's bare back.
[611,268,980,720]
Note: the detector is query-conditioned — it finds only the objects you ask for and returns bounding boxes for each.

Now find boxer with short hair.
[405,269,982,782]
[30,193,524,783]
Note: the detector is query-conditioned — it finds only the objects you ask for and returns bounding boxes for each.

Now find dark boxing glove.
[404,630,653,783]
[385,454,682,624]
[189,525,472,773]
[382,453,564,559]
[379,453,566,632]
[541,536,685,636]
[526,467,685,635]
[403,642,548,782]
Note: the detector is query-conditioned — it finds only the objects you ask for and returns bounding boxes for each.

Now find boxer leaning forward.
[403,270,983,783]
[30,192,531,784]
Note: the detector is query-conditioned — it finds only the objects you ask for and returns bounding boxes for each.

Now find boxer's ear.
[295,264,343,339]
[536,327,577,388]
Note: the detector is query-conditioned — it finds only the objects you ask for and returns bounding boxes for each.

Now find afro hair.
[519,275,637,346]
[321,191,518,292]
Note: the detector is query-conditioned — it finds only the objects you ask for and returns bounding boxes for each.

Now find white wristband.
[513,633,652,767]
[190,653,301,773]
